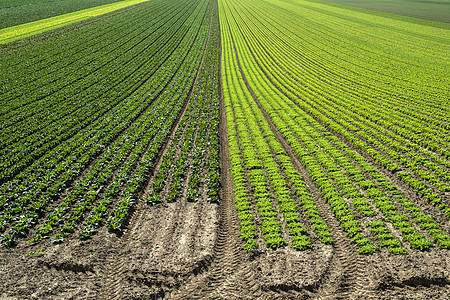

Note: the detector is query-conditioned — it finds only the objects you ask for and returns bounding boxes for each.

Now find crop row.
[0,0,191,182]
[221,1,333,251]
[0,0,204,226]
[0,0,214,246]
[220,0,449,253]
[0,0,124,29]
[228,0,450,218]
[149,3,221,206]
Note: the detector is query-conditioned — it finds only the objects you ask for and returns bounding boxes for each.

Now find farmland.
[0,0,125,29]
[0,0,150,44]
[1,0,449,298]
[316,0,450,23]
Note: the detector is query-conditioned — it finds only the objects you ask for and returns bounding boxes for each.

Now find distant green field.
[0,0,124,29]
[0,0,148,43]
[0,0,57,8]
[315,0,450,23]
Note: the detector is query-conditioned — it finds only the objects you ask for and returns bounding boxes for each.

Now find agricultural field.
[0,0,150,44]
[0,0,449,298]
[316,0,450,23]
[0,0,125,29]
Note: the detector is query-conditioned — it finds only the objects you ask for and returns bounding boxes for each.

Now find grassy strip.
[0,0,148,44]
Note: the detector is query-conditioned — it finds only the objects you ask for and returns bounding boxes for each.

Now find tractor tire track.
[169,11,258,295]
[169,84,248,298]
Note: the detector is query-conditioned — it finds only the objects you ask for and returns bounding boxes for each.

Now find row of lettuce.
[149,3,221,207]
[0,0,220,246]
[220,0,450,253]
[221,0,332,252]
[234,0,450,217]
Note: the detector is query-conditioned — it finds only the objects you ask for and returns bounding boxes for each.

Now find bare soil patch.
[1,192,448,299]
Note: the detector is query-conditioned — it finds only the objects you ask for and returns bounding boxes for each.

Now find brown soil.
[1,198,449,299]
